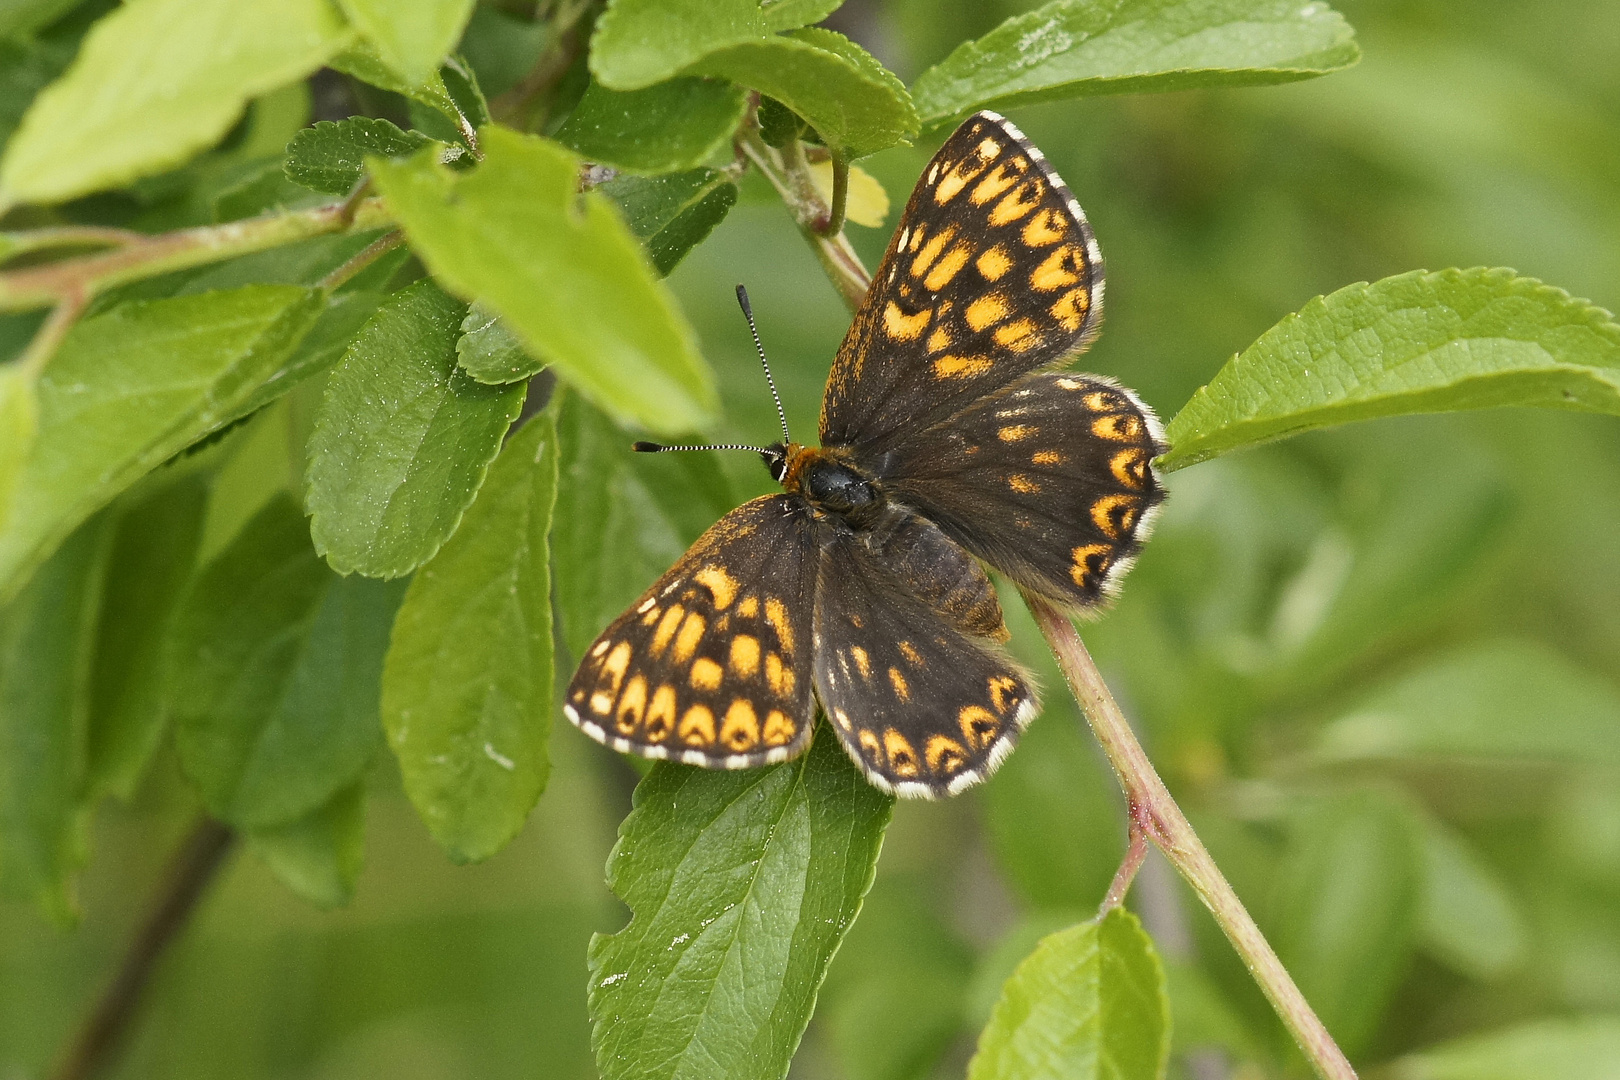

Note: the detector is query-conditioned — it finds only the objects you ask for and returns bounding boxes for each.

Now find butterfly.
[564,110,1166,798]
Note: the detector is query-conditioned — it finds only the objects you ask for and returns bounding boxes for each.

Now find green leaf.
[1160,268,1620,471]
[0,514,111,923]
[588,726,892,1080]
[169,495,404,829]
[1415,813,1527,980]
[328,38,459,117]
[691,29,918,156]
[1388,1017,1620,1080]
[551,390,733,659]
[968,908,1169,1080]
[380,412,557,864]
[0,365,37,533]
[86,476,209,802]
[0,35,75,152]
[0,285,323,603]
[599,168,740,276]
[1269,790,1421,1057]
[336,0,475,86]
[229,289,389,420]
[369,126,718,435]
[0,0,81,38]
[556,77,747,174]
[760,0,844,33]
[456,301,540,385]
[910,0,1360,126]
[1315,639,1620,768]
[248,779,366,908]
[284,116,434,196]
[589,0,767,90]
[305,282,526,579]
[0,0,351,207]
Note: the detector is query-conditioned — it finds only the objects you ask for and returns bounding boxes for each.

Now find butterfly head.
[760,441,792,482]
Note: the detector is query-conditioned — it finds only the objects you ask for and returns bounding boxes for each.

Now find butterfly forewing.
[884,372,1166,610]
[565,496,818,767]
[820,111,1104,456]
[813,523,1037,798]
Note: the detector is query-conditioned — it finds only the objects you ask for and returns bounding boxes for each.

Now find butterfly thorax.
[771,442,887,527]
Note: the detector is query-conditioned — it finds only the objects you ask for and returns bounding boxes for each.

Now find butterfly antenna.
[632,441,773,454]
[736,284,791,444]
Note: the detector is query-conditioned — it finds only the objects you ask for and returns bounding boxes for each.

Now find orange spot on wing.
[993,317,1039,353]
[975,245,1013,281]
[934,354,992,379]
[1009,474,1041,494]
[645,685,677,741]
[923,244,972,291]
[763,709,796,746]
[1022,208,1068,247]
[1031,244,1084,291]
[720,700,760,751]
[884,730,920,777]
[690,657,723,691]
[1091,494,1143,539]
[678,704,716,747]
[883,300,930,341]
[965,293,1010,331]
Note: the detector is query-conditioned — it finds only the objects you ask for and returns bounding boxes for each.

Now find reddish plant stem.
[1100,811,1150,913]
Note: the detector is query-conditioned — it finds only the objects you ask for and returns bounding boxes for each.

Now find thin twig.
[319,230,405,292]
[50,818,236,1080]
[1024,593,1357,1080]
[1100,813,1150,913]
[16,285,89,379]
[737,128,870,311]
[0,226,145,264]
[0,197,392,313]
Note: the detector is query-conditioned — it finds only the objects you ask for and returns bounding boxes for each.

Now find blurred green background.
[5,1,1620,1077]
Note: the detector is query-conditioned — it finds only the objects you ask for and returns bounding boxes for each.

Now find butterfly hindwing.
[813,516,1037,798]
[820,110,1104,457]
[565,496,818,767]
[883,372,1166,611]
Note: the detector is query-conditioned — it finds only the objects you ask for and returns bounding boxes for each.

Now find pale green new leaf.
[761,0,844,32]
[456,301,538,385]
[968,908,1169,1080]
[0,515,110,924]
[556,77,747,174]
[911,0,1359,126]
[381,412,557,864]
[328,38,458,117]
[692,29,918,156]
[0,0,351,206]
[0,366,36,533]
[306,282,525,579]
[1161,268,1620,471]
[1315,639,1620,767]
[589,0,766,90]
[336,0,475,86]
[588,729,892,1080]
[248,779,366,909]
[370,126,717,434]
[1388,1017,1620,1080]
[0,285,323,603]
[169,496,404,829]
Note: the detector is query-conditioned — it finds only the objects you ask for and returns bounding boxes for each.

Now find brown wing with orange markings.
[882,373,1167,612]
[564,495,819,768]
[812,514,1037,799]
[819,110,1104,458]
